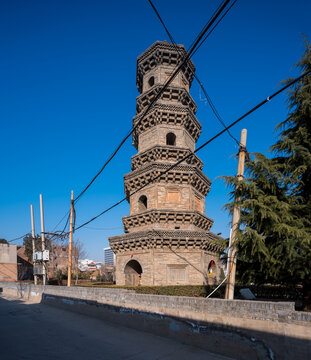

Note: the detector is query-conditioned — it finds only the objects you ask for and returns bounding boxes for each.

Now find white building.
[78,259,96,272]
[95,262,102,270]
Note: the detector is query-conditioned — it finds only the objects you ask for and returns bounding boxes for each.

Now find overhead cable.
[51,210,71,233]
[147,0,240,146]
[191,0,238,58]
[73,70,310,231]
[7,233,30,243]
[73,0,233,204]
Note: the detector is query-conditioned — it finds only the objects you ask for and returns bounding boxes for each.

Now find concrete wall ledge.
[0,281,310,325]
[1,282,310,360]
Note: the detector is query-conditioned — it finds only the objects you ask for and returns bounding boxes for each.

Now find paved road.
[0,295,232,360]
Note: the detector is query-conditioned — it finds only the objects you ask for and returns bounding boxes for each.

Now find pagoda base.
[109,230,224,286]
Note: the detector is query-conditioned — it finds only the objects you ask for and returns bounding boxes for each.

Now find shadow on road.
[0,295,230,360]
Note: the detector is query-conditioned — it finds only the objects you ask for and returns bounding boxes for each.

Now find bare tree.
[73,240,87,285]
[100,264,115,283]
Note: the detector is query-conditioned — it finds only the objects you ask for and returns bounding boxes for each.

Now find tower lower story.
[110,230,223,286]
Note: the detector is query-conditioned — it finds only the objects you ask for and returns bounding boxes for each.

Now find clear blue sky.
[1,0,310,261]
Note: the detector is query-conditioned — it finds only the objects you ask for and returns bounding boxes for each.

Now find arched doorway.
[124,260,142,286]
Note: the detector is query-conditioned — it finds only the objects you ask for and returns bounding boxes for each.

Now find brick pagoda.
[109,41,223,286]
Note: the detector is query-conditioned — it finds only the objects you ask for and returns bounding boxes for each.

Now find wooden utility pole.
[40,194,46,285]
[225,129,247,300]
[30,204,38,285]
[67,190,74,287]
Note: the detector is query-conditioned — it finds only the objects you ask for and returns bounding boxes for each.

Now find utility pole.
[67,190,74,287]
[40,194,46,285]
[225,129,247,300]
[30,204,38,285]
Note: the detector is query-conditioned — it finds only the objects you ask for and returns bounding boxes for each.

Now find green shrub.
[73,284,225,298]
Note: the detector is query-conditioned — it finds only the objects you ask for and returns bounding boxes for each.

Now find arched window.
[166,132,176,146]
[138,195,147,212]
[148,76,155,87]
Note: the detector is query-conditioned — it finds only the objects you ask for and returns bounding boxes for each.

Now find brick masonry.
[0,264,17,282]
[0,244,17,281]
[109,41,224,286]
[115,248,221,286]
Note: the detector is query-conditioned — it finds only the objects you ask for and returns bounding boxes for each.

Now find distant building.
[95,262,102,270]
[0,244,36,281]
[17,246,34,280]
[48,245,78,278]
[0,243,79,281]
[0,244,17,281]
[78,259,98,272]
[78,259,91,271]
[87,261,97,271]
[104,247,115,266]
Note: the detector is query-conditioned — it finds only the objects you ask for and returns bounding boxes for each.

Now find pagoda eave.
[122,209,214,232]
[109,230,224,253]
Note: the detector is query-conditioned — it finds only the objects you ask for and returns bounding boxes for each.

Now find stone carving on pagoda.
[109,41,224,286]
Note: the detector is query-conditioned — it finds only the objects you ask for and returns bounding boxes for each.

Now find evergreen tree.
[223,41,311,293]
[23,234,51,261]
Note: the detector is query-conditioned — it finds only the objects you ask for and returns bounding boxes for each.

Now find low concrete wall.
[1,282,310,360]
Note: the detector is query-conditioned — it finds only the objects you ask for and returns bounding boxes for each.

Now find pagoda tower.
[109,41,223,286]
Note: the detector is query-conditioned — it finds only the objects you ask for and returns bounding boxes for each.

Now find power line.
[47,0,237,232]
[147,0,240,146]
[41,210,71,246]
[48,2,235,232]
[73,70,310,231]
[51,210,71,233]
[191,0,238,58]
[54,212,71,236]
[148,0,240,146]
[73,0,233,204]
[186,0,225,52]
[6,233,30,243]
[152,227,227,298]
[6,211,70,246]
[84,226,124,231]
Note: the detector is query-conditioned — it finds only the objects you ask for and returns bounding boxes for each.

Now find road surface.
[0,295,232,360]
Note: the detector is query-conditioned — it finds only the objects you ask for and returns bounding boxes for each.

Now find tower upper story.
[133,41,201,154]
[121,41,213,234]
[136,41,195,94]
